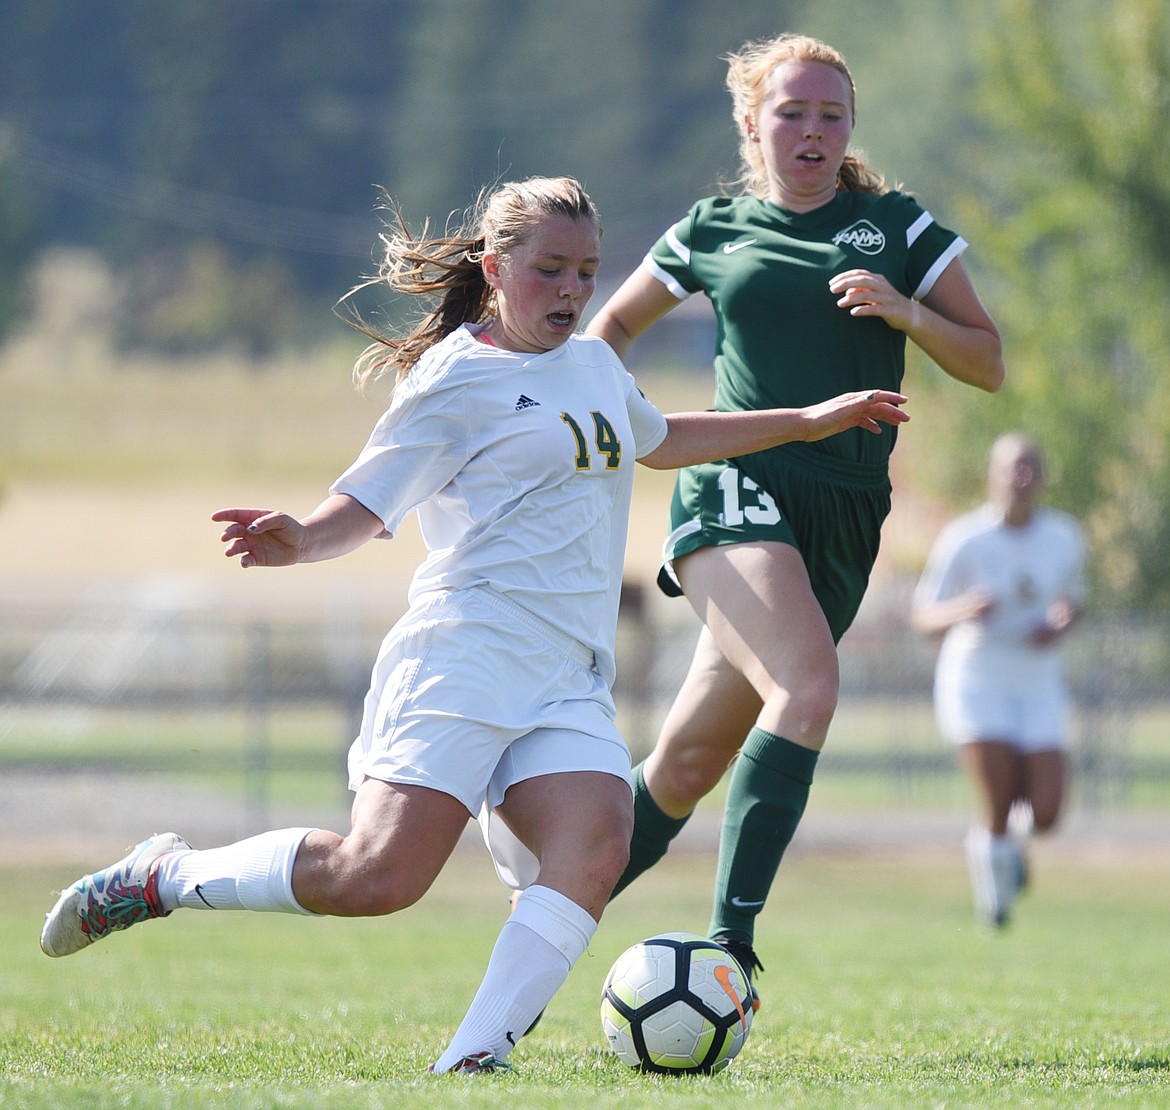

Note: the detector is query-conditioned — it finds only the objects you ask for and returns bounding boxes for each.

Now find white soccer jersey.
[331,324,669,686]
[914,504,1087,749]
[914,504,1086,654]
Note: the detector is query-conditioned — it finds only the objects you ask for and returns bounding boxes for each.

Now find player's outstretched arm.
[212,494,384,569]
[797,390,911,440]
[640,390,908,471]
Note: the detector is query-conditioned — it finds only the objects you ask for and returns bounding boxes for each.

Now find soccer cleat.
[717,935,763,1013]
[431,1052,512,1075]
[40,832,192,957]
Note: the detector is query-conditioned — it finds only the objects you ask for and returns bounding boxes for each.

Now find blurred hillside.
[0,0,972,352]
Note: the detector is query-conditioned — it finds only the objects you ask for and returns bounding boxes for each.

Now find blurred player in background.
[912,432,1086,927]
[587,32,1004,993]
[39,175,908,1074]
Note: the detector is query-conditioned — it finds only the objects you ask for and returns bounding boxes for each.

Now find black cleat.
[717,935,763,1013]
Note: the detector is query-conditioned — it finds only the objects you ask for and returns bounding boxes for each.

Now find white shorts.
[934,645,1070,752]
[347,586,633,886]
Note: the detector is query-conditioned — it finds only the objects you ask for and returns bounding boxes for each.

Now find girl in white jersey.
[913,433,1086,927]
[39,176,908,1075]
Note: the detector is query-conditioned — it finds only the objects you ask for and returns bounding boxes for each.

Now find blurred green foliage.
[909,0,1170,610]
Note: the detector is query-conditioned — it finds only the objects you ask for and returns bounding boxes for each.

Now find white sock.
[988,833,1020,918]
[154,828,318,914]
[964,825,997,922]
[431,885,596,1073]
[1008,799,1034,840]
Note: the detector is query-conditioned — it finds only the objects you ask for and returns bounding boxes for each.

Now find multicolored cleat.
[40,832,191,957]
[431,1052,512,1076]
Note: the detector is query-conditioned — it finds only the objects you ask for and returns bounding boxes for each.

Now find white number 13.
[717,466,781,525]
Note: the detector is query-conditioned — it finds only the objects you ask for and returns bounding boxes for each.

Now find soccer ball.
[600,931,753,1075]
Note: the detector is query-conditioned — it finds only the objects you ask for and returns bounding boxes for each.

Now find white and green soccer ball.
[600,931,754,1075]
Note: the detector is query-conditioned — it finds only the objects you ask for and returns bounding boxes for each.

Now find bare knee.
[583,829,630,916]
[655,747,733,810]
[341,870,428,916]
[576,807,632,888]
[539,823,630,918]
[767,672,838,744]
[317,875,424,918]
[295,841,432,917]
[593,828,631,893]
[800,674,839,731]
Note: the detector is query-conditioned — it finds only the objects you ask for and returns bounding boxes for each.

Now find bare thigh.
[642,542,837,816]
[677,541,839,742]
[1022,749,1066,831]
[496,771,633,921]
[958,740,1025,836]
[959,741,1066,836]
[643,626,761,816]
[292,777,470,916]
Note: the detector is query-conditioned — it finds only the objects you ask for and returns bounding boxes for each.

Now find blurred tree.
[127,242,309,358]
[0,0,813,350]
[376,0,808,274]
[902,0,1170,611]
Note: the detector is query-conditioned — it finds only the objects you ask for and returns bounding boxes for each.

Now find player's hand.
[960,588,997,622]
[1028,597,1077,646]
[829,269,916,332]
[802,389,909,439]
[212,507,306,568]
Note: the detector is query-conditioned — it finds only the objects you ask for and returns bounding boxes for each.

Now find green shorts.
[658,443,892,643]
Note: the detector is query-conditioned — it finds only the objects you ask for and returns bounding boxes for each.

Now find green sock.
[709,728,819,942]
[609,763,690,899]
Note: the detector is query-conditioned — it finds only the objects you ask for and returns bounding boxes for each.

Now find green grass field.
[4,847,1169,1109]
[5,333,1169,1106]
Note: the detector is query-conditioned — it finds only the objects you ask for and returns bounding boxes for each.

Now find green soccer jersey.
[647,190,967,468]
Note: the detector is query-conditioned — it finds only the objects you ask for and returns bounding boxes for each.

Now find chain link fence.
[2,581,1167,848]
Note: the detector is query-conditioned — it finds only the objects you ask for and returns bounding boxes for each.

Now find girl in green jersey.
[588,32,1004,998]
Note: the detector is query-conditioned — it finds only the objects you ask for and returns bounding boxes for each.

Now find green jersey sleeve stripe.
[644,254,692,301]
